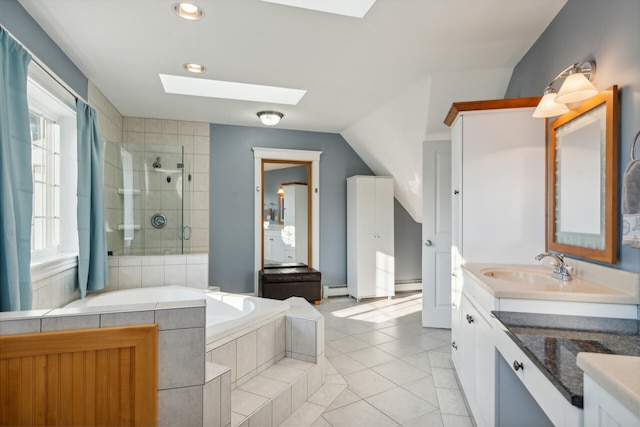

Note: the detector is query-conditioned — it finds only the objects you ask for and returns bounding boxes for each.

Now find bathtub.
[65,285,289,344]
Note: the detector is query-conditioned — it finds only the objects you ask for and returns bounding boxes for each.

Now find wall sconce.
[277,186,285,195]
[257,111,284,126]
[532,60,597,118]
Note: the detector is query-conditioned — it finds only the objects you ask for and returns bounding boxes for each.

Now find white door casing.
[422,140,452,328]
[253,147,322,295]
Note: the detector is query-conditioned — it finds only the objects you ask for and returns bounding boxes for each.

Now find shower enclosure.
[103,142,192,255]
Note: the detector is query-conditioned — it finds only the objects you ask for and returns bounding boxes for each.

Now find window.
[30,110,60,254]
[27,64,78,267]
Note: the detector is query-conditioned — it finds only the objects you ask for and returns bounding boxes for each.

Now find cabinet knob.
[466,314,474,324]
[451,341,457,350]
[451,272,457,278]
[424,240,432,247]
[453,190,459,195]
[513,361,524,371]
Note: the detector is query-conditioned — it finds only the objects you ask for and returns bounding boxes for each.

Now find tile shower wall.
[122,117,210,255]
[88,82,210,255]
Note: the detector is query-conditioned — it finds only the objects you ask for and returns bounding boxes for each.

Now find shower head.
[152,157,161,168]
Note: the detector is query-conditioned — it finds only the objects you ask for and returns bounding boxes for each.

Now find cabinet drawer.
[494,325,583,427]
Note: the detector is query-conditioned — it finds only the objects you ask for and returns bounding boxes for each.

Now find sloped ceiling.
[18,0,567,223]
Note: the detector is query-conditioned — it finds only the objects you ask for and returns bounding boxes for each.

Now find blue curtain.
[76,100,108,298]
[0,28,33,311]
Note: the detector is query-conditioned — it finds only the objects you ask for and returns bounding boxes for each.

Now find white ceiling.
[19,0,566,222]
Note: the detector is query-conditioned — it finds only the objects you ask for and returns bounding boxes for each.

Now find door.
[422,140,452,328]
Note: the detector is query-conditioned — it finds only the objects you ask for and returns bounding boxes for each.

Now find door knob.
[424,240,432,246]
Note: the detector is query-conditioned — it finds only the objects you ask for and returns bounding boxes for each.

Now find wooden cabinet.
[347,176,395,300]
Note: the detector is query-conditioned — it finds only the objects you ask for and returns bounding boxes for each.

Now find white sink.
[482,268,562,286]
[463,263,640,304]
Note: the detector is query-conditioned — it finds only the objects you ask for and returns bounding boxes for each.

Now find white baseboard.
[323,282,422,298]
[395,282,422,292]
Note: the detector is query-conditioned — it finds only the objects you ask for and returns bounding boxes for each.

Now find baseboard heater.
[323,282,421,298]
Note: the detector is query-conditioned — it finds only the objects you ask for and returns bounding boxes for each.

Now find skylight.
[158,74,306,105]
[260,0,376,18]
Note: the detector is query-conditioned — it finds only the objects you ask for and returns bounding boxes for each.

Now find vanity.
[445,89,638,427]
[452,261,640,427]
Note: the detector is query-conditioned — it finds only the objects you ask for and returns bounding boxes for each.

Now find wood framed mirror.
[548,85,618,263]
[262,161,312,268]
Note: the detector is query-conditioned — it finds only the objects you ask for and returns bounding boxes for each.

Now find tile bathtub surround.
[31,266,80,309]
[208,297,323,392]
[0,300,210,426]
[100,254,209,292]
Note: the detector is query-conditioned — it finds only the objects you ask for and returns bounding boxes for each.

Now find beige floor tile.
[412,333,449,352]
[401,351,433,374]
[442,413,474,427]
[344,369,396,399]
[429,351,454,369]
[377,339,424,358]
[435,388,469,416]
[322,399,398,427]
[279,402,325,427]
[326,388,362,412]
[353,330,398,346]
[401,409,444,427]
[326,335,370,353]
[327,353,367,376]
[307,382,347,407]
[366,386,438,424]
[372,359,429,386]
[310,416,333,427]
[403,375,439,407]
[432,367,459,389]
[347,346,397,368]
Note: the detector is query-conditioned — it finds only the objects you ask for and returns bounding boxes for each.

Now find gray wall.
[505,0,640,273]
[209,124,422,293]
[0,0,88,100]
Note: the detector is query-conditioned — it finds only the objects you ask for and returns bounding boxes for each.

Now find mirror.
[548,85,618,263]
[262,160,311,267]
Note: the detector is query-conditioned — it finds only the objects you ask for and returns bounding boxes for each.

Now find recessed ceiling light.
[159,74,306,105]
[184,63,207,73]
[260,0,376,18]
[173,2,204,20]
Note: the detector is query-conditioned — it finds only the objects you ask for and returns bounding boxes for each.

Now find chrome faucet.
[535,252,572,281]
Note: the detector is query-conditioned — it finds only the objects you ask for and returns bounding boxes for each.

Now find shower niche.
[103,142,193,255]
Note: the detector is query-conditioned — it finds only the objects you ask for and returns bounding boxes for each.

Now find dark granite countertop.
[492,311,640,408]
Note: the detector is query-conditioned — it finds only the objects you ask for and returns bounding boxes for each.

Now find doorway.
[252,147,322,295]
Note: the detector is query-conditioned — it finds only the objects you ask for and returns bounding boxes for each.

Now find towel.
[622,130,640,247]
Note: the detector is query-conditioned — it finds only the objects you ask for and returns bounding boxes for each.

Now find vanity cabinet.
[347,176,395,300]
[264,229,284,263]
[452,270,496,427]
[583,374,638,427]
[448,99,546,267]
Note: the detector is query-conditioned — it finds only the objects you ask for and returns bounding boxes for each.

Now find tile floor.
[278,292,474,427]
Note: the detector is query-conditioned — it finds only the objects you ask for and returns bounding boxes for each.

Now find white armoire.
[347,176,395,301]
